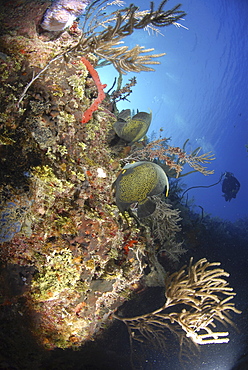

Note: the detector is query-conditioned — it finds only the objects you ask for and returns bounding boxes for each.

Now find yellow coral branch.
[114,258,241,350]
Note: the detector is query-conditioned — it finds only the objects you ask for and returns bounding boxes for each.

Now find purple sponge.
[41,0,90,31]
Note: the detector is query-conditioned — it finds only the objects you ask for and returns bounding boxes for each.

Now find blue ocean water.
[98,0,248,222]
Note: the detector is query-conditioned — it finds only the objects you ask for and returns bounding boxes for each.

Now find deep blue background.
[98,0,248,222]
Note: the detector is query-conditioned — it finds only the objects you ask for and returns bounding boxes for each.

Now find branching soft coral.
[109,76,137,103]
[121,138,215,177]
[148,197,186,262]
[114,258,241,361]
[91,38,166,74]
[76,1,186,73]
[18,1,186,106]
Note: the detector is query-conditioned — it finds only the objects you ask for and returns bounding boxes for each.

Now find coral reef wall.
[0,0,147,350]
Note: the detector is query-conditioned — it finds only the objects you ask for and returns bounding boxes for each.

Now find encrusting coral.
[0,8,146,345]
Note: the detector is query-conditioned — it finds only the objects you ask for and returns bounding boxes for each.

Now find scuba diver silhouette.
[181,172,240,202]
[221,172,240,201]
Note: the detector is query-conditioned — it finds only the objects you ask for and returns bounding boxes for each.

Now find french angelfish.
[113,109,152,145]
[113,161,169,218]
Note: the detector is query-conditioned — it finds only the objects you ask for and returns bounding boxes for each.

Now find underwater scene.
[0,0,247,369]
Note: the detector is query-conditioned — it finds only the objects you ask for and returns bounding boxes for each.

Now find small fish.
[113,161,169,218]
[113,109,152,145]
